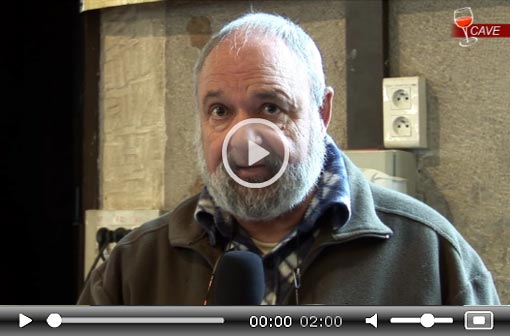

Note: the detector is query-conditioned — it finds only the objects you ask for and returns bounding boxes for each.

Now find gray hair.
[194,12,327,111]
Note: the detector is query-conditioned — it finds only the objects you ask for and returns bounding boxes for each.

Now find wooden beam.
[345,0,389,149]
[78,9,100,294]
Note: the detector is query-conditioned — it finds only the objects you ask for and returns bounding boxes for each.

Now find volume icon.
[365,314,378,328]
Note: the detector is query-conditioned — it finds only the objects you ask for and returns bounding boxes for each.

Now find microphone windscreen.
[212,250,265,305]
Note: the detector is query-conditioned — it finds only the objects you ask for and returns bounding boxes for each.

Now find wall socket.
[383,76,427,148]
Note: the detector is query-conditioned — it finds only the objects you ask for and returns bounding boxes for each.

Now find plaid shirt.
[194,135,351,304]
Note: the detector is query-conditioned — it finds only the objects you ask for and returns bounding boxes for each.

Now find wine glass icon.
[454,7,478,47]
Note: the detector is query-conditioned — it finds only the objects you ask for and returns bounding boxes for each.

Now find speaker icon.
[365,313,378,328]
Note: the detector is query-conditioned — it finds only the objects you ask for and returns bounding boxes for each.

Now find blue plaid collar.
[194,135,351,246]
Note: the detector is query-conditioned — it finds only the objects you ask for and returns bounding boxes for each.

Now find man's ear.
[319,87,334,134]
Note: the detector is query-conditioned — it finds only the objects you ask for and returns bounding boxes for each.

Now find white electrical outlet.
[383,76,427,148]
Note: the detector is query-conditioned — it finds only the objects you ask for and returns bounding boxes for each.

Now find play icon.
[248,140,270,166]
[19,313,32,328]
[222,118,289,189]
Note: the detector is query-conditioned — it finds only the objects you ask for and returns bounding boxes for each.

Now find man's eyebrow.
[201,89,293,105]
[253,90,291,102]
[202,90,224,102]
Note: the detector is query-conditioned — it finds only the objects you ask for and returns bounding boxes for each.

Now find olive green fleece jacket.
[78,154,500,305]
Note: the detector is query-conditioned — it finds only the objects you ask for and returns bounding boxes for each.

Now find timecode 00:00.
[249,315,343,328]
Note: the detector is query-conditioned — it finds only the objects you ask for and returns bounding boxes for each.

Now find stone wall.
[101,2,167,209]
[389,0,510,303]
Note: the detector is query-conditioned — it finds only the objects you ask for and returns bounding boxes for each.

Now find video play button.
[222,118,289,188]
[248,140,270,166]
[19,314,32,328]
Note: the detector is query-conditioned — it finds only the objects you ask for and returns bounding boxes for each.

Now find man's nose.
[227,113,277,168]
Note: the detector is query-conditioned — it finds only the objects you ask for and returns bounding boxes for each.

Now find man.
[78,13,500,305]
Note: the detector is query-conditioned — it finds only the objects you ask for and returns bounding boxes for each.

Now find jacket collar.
[167,195,205,246]
[331,152,393,241]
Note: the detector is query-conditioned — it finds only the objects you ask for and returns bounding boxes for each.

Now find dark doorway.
[3,0,83,304]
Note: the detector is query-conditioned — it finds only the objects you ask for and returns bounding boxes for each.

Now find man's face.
[196,33,329,221]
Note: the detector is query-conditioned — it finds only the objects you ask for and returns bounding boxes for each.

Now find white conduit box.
[344,150,417,197]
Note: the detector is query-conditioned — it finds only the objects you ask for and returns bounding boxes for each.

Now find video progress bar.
[62,317,225,324]
[47,314,224,327]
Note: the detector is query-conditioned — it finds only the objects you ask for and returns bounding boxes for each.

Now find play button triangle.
[248,140,270,166]
[19,314,32,328]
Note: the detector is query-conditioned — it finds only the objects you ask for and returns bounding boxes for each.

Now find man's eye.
[210,105,228,118]
[262,104,281,115]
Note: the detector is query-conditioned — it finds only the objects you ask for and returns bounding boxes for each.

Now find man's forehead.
[204,32,295,68]
[196,30,311,105]
[198,44,305,103]
[217,29,282,51]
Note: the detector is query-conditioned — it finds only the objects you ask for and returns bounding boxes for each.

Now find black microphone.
[212,250,265,305]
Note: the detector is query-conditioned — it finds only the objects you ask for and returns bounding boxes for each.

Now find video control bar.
[3,306,509,335]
